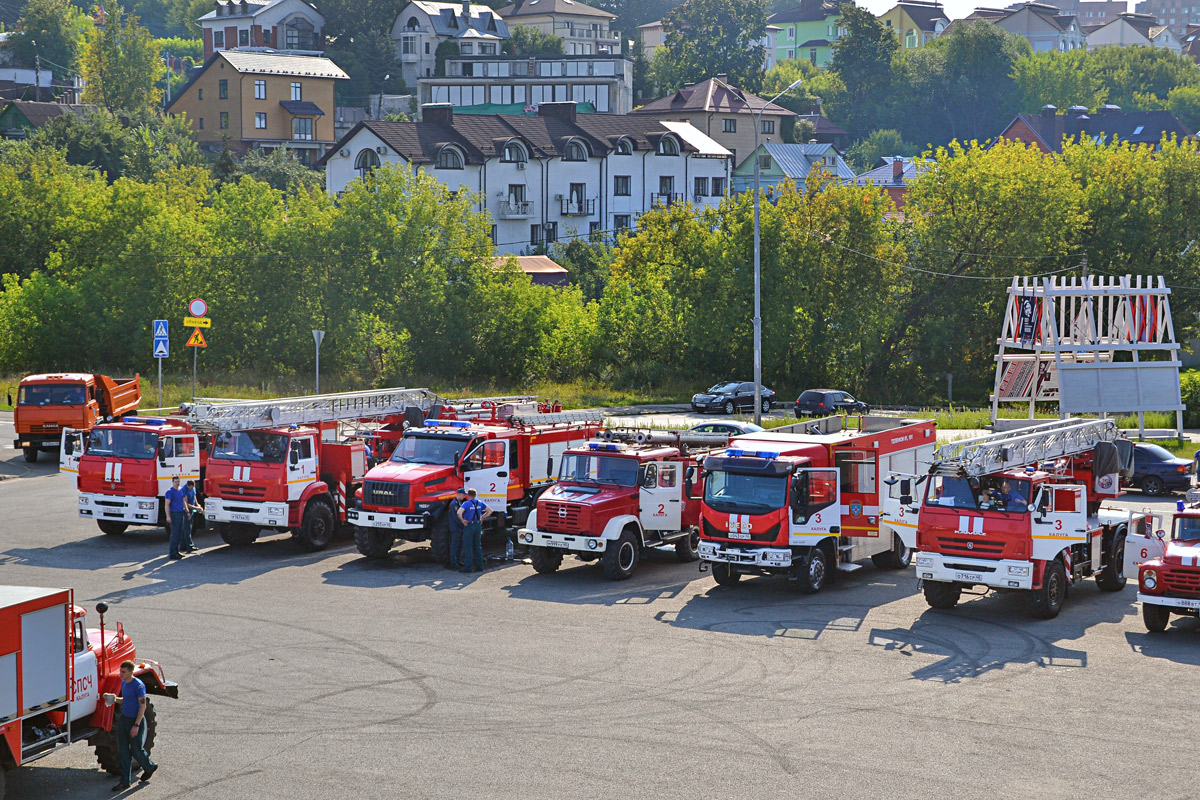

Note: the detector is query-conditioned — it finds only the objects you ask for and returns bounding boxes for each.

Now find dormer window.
[657,136,679,156]
[405,16,419,30]
[615,138,632,155]
[355,149,380,178]
[565,140,588,161]
[503,141,527,163]
[437,147,464,169]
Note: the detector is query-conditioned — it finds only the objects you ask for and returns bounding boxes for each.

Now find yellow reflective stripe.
[62,468,79,474]
[886,520,918,529]
[843,525,880,531]
[1031,534,1086,540]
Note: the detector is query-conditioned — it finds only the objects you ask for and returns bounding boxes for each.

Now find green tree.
[503,25,565,56]
[846,129,915,172]
[9,0,92,82]
[31,109,204,181]
[550,234,615,303]
[1089,45,1200,111]
[661,0,767,93]
[238,147,324,192]
[827,3,898,138]
[434,40,459,78]
[327,30,404,106]
[1012,49,1107,113]
[165,0,211,37]
[79,5,166,114]
[1167,85,1200,132]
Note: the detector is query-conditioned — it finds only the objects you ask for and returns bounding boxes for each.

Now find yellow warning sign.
[183,316,212,328]
[186,328,207,348]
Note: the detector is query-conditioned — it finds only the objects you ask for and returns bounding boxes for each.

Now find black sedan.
[794,389,869,418]
[691,382,775,415]
[1127,442,1193,496]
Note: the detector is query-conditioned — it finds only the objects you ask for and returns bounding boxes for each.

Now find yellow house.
[167,50,348,164]
[878,1,949,48]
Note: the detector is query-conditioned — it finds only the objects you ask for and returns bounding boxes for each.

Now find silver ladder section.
[183,387,447,432]
[510,410,606,427]
[932,417,1117,477]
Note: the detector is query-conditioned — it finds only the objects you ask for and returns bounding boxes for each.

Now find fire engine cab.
[516,429,730,580]
[1136,499,1200,632]
[697,416,937,592]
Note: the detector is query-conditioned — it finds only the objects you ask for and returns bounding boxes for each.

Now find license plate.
[232,513,251,522]
[1176,598,1200,609]
[545,540,569,549]
[954,572,982,581]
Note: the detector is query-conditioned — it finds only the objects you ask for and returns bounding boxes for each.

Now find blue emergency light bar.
[123,417,167,425]
[588,442,622,451]
[725,448,778,459]
[425,420,472,428]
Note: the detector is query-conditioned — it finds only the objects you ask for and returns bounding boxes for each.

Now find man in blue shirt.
[182,480,201,553]
[112,660,158,790]
[164,477,188,560]
[457,488,493,572]
[447,487,467,570]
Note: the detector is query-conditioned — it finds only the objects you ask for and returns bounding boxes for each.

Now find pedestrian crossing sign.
[186,328,207,348]
[154,321,168,338]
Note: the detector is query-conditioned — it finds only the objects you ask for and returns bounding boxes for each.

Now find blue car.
[1128,442,1193,496]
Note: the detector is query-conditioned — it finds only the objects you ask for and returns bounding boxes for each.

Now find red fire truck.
[909,418,1145,619]
[697,416,937,592]
[63,417,210,536]
[350,410,603,563]
[515,429,730,580]
[1135,499,1200,632]
[12,373,141,462]
[0,587,178,797]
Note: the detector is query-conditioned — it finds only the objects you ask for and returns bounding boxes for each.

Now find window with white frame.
[255,112,266,128]
[255,80,266,100]
[402,36,416,54]
[438,147,464,169]
[722,118,737,133]
[292,117,312,140]
[291,82,302,101]
[761,119,774,134]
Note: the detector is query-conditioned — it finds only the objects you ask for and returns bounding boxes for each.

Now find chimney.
[462,0,471,20]
[1073,113,1090,136]
[215,0,224,16]
[537,101,577,124]
[422,103,454,126]
[1040,103,1057,118]
[892,158,904,180]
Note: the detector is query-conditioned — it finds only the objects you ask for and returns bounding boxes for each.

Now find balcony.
[650,193,684,207]
[497,199,534,219]
[560,197,595,216]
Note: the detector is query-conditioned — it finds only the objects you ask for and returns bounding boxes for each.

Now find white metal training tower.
[990,274,1183,437]
[932,417,1118,477]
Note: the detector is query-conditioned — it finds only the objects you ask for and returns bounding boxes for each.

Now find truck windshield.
[19,383,86,405]
[558,453,638,486]
[704,470,787,513]
[211,431,288,463]
[925,475,1031,513]
[1176,517,1200,541]
[86,428,158,460]
[391,434,470,466]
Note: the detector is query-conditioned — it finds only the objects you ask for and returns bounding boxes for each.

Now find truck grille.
[702,518,781,544]
[217,484,266,499]
[1161,568,1200,597]
[541,502,584,534]
[935,536,1007,558]
[29,424,63,434]
[363,480,409,510]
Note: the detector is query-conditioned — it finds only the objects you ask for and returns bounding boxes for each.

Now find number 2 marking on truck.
[490,483,496,492]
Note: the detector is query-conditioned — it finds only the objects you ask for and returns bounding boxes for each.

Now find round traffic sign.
[189,298,208,317]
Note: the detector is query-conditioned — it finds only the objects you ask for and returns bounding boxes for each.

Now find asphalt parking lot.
[2,413,1199,800]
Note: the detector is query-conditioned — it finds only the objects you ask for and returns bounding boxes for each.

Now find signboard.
[153,319,169,359]
[1014,295,1041,344]
[183,316,211,328]
[996,357,1059,402]
[186,328,207,348]
[188,298,208,317]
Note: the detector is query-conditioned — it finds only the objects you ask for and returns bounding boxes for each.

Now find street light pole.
[753,78,805,425]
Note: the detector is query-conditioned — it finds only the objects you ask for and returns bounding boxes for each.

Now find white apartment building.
[497,0,621,55]
[197,0,326,59]
[420,54,633,114]
[391,1,510,88]
[320,103,732,255]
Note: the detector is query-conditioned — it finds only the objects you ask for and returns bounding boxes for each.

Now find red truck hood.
[365,461,455,484]
[205,459,287,502]
[78,456,157,496]
[700,507,789,545]
[916,505,1030,560]
[1162,539,1200,566]
[542,482,630,505]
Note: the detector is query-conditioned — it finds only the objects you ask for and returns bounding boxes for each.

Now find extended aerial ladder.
[931,417,1119,478]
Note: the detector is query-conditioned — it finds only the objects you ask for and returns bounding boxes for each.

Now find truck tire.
[529,546,563,574]
[354,526,394,559]
[674,528,700,562]
[1095,530,1127,592]
[22,446,37,463]
[795,547,829,594]
[1028,558,1067,619]
[296,500,335,552]
[429,511,452,566]
[602,529,639,580]
[922,580,961,609]
[1143,602,1171,633]
[711,562,741,586]
[98,521,129,536]
[93,701,157,775]
[218,521,259,547]
[871,533,912,570]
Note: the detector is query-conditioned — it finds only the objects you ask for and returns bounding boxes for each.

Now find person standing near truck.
[113,660,158,790]
[164,477,188,560]
[457,488,493,573]
[182,480,201,553]
[447,487,467,570]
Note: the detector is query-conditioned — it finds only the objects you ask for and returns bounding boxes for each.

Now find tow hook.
[698,561,710,573]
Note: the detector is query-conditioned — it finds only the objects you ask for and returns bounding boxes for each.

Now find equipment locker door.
[463,439,509,514]
[1029,484,1088,562]
[157,435,201,495]
[59,428,84,475]
[789,468,841,541]
[286,435,318,501]
[640,461,683,530]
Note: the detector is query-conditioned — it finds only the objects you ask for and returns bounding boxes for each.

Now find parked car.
[690,382,775,415]
[688,421,765,436]
[793,389,869,418]
[1126,442,1193,496]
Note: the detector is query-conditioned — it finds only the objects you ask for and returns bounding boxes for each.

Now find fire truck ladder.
[510,410,606,427]
[931,417,1118,478]
[183,387,446,432]
[600,427,732,449]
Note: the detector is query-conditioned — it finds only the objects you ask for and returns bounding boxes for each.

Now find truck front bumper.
[13,434,59,449]
[698,541,792,568]
[205,498,289,527]
[1137,592,1200,611]
[913,551,1034,590]
[517,526,608,553]
[345,508,426,531]
[78,493,159,525]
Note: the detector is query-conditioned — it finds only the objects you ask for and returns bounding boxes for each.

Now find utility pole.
[34,52,40,102]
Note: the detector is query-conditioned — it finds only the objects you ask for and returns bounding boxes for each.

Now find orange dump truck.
[12,373,141,463]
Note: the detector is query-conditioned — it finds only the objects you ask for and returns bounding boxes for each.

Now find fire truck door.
[157,435,200,494]
[463,440,509,514]
[1030,484,1088,562]
[1124,513,1165,575]
[639,462,683,530]
[287,436,318,501]
[789,468,841,543]
[59,428,84,475]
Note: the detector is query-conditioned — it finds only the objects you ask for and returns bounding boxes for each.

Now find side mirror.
[157,441,168,466]
[1037,494,1050,513]
[546,456,553,477]
[900,479,911,497]
[684,476,694,496]
[289,449,299,466]
[900,494,913,506]
[1156,529,1167,541]
[637,465,647,486]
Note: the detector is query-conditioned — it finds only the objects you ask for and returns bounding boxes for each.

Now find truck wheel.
[529,546,563,574]
[354,526,394,559]
[429,511,452,565]
[296,501,335,551]
[923,580,961,609]
[218,521,259,546]
[674,528,700,562]
[723,400,735,415]
[602,529,640,580]
[1095,530,1127,592]
[97,521,129,536]
[22,445,38,462]
[92,701,156,775]
[1028,558,1067,619]
[1140,475,1165,496]
[1143,602,1171,633]
[795,547,829,594]
[711,562,741,586]
[871,534,912,570]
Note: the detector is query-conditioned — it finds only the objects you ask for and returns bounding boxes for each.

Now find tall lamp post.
[753,78,805,425]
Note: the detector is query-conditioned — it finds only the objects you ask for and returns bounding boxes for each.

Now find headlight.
[78,496,89,506]
[1143,570,1157,590]
[269,505,288,516]
[587,538,598,549]
[138,501,155,510]
[1008,565,1030,576]
[916,556,934,567]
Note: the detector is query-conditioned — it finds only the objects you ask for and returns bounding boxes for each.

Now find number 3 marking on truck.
[1055,519,1063,531]
[814,513,821,523]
